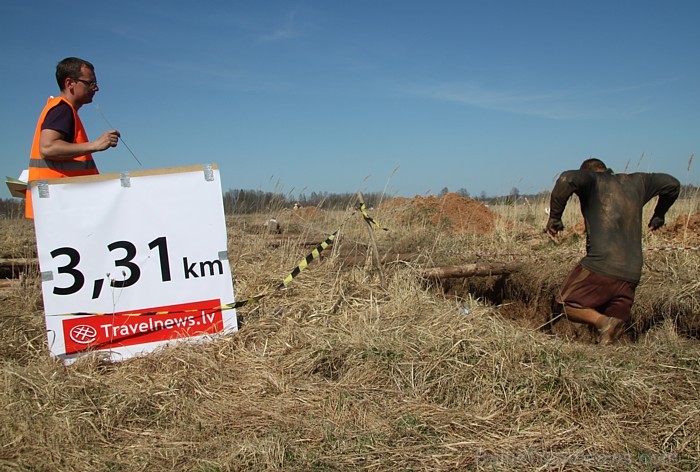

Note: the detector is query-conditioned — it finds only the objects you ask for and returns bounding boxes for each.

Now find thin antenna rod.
[94,104,143,166]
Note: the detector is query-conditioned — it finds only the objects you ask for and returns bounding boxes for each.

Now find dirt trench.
[436,265,700,344]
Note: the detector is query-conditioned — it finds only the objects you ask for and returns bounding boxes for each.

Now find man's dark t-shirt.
[549,169,679,284]
[41,102,75,142]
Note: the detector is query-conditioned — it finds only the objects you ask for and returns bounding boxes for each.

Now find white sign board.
[30,164,237,363]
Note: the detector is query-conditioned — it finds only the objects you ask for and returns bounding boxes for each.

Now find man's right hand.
[93,130,120,151]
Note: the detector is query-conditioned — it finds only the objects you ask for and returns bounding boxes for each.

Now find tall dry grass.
[1,195,699,471]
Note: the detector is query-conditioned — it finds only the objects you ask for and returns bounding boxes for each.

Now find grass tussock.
[1,195,700,470]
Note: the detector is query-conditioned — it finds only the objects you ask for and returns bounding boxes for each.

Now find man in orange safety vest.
[26,57,120,218]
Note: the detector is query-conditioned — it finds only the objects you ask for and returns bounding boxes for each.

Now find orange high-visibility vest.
[25,96,99,218]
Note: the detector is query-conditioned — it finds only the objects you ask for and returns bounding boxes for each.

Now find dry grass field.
[1,193,699,471]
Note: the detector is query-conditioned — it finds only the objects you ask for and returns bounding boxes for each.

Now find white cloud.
[407,82,649,120]
[258,12,304,42]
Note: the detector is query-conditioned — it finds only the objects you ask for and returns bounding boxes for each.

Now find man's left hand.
[545,217,564,242]
[648,216,665,230]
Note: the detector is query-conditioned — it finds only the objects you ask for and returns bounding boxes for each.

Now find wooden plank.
[421,262,522,279]
[0,258,38,278]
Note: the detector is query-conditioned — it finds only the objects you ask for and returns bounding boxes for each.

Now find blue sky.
[1,1,698,200]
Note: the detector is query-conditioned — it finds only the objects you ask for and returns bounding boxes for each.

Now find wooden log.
[0,258,38,278]
[0,258,37,267]
[0,279,22,288]
[421,262,522,279]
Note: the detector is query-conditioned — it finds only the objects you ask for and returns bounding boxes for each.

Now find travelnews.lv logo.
[69,324,98,344]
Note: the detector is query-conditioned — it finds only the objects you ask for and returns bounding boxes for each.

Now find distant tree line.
[222,190,388,215]
[680,184,700,199]
[0,199,24,219]
[1,183,698,219]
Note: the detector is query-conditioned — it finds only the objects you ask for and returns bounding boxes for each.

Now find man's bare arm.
[39,128,120,160]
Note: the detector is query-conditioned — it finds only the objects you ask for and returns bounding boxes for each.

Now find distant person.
[546,158,680,344]
[263,217,281,234]
[25,57,120,218]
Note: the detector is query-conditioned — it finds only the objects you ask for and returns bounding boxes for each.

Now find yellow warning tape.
[279,231,337,288]
[359,203,389,231]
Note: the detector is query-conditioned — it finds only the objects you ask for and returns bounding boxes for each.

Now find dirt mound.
[662,212,700,244]
[381,193,496,234]
[560,212,700,245]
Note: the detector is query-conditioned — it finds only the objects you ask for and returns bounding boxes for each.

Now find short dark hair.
[56,57,94,90]
[580,158,607,172]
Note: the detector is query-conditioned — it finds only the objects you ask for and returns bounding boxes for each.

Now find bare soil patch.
[380,193,496,234]
[661,211,700,244]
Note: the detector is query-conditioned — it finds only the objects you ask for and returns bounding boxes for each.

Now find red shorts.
[556,264,637,321]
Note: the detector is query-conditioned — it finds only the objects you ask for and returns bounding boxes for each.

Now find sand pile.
[380,193,495,234]
[662,211,700,244]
